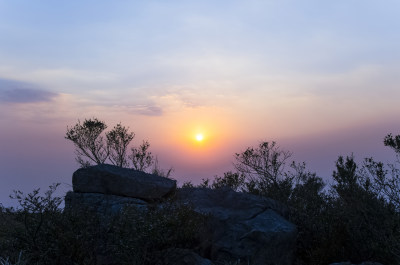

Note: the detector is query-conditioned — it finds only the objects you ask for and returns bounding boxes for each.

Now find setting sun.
[196,134,204,141]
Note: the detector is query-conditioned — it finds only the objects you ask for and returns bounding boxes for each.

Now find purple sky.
[1,1,400,206]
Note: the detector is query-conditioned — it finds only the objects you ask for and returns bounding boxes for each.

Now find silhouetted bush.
[111,202,208,264]
[201,140,400,265]
[65,118,174,180]
[0,186,207,265]
[296,155,400,265]
[3,135,400,264]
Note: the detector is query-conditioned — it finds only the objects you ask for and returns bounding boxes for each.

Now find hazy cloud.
[117,103,163,116]
[0,78,57,103]
[137,105,163,116]
[1,88,57,103]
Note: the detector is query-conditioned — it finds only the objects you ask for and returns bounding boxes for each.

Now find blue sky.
[1,1,400,206]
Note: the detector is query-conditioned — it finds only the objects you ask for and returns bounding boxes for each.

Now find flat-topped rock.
[64,191,147,214]
[72,164,176,200]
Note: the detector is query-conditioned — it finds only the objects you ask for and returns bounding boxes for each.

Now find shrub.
[111,202,208,264]
[106,123,135,167]
[234,141,294,202]
[65,118,109,167]
[129,140,154,172]
[205,140,400,265]
[65,118,173,178]
[317,155,400,264]
[1,185,207,265]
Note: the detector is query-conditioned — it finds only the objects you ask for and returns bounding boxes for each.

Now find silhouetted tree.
[129,140,154,172]
[234,141,292,184]
[332,154,359,195]
[65,118,109,167]
[234,141,294,202]
[106,123,135,167]
[210,171,245,191]
[365,137,400,210]
[384,133,400,154]
[326,154,400,264]
[66,118,174,176]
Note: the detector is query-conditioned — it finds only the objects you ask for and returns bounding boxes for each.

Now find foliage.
[65,118,108,167]
[384,133,400,153]
[7,125,400,264]
[317,155,400,264]
[129,140,154,172]
[112,202,208,264]
[210,171,245,191]
[363,156,400,211]
[181,181,195,188]
[0,185,207,265]
[233,141,297,203]
[202,139,400,265]
[234,141,292,186]
[196,141,296,202]
[65,118,172,177]
[193,172,245,191]
[66,118,135,168]
[106,123,135,167]
[1,184,65,264]
[332,154,359,193]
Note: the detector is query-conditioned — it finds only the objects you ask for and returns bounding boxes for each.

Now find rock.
[153,248,214,265]
[176,187,297,265]
[66,164,296,265]
[64,191,147,214]
[72,164,176,200]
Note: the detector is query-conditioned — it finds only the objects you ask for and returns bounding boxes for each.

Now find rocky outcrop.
[65,164,296,265]
[177,187,297,265]
[72,164,176,200]
[65,191,147,214]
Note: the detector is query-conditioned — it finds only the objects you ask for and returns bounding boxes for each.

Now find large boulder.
[176,187,297,265]
[66,164,296,265]
[64,191,147,214]
[72,164,176,200]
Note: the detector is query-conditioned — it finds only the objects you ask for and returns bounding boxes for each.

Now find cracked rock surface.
[176,187,297,265]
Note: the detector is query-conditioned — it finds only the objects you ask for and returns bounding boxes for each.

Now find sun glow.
[150,106,236,163]
[196,134,204,141]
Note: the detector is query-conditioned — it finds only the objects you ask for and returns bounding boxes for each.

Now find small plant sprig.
[0,251,26,265]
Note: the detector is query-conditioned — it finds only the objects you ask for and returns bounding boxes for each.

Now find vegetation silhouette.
[188,138,400,264]
[0,119,400,264]
[65,118,171,177]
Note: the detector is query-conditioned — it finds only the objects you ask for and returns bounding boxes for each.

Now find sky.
[1,1,400,206]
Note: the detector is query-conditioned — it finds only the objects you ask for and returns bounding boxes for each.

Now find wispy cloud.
[0,78,58,103]
[107,104,163,117]
[136,105,163,116]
